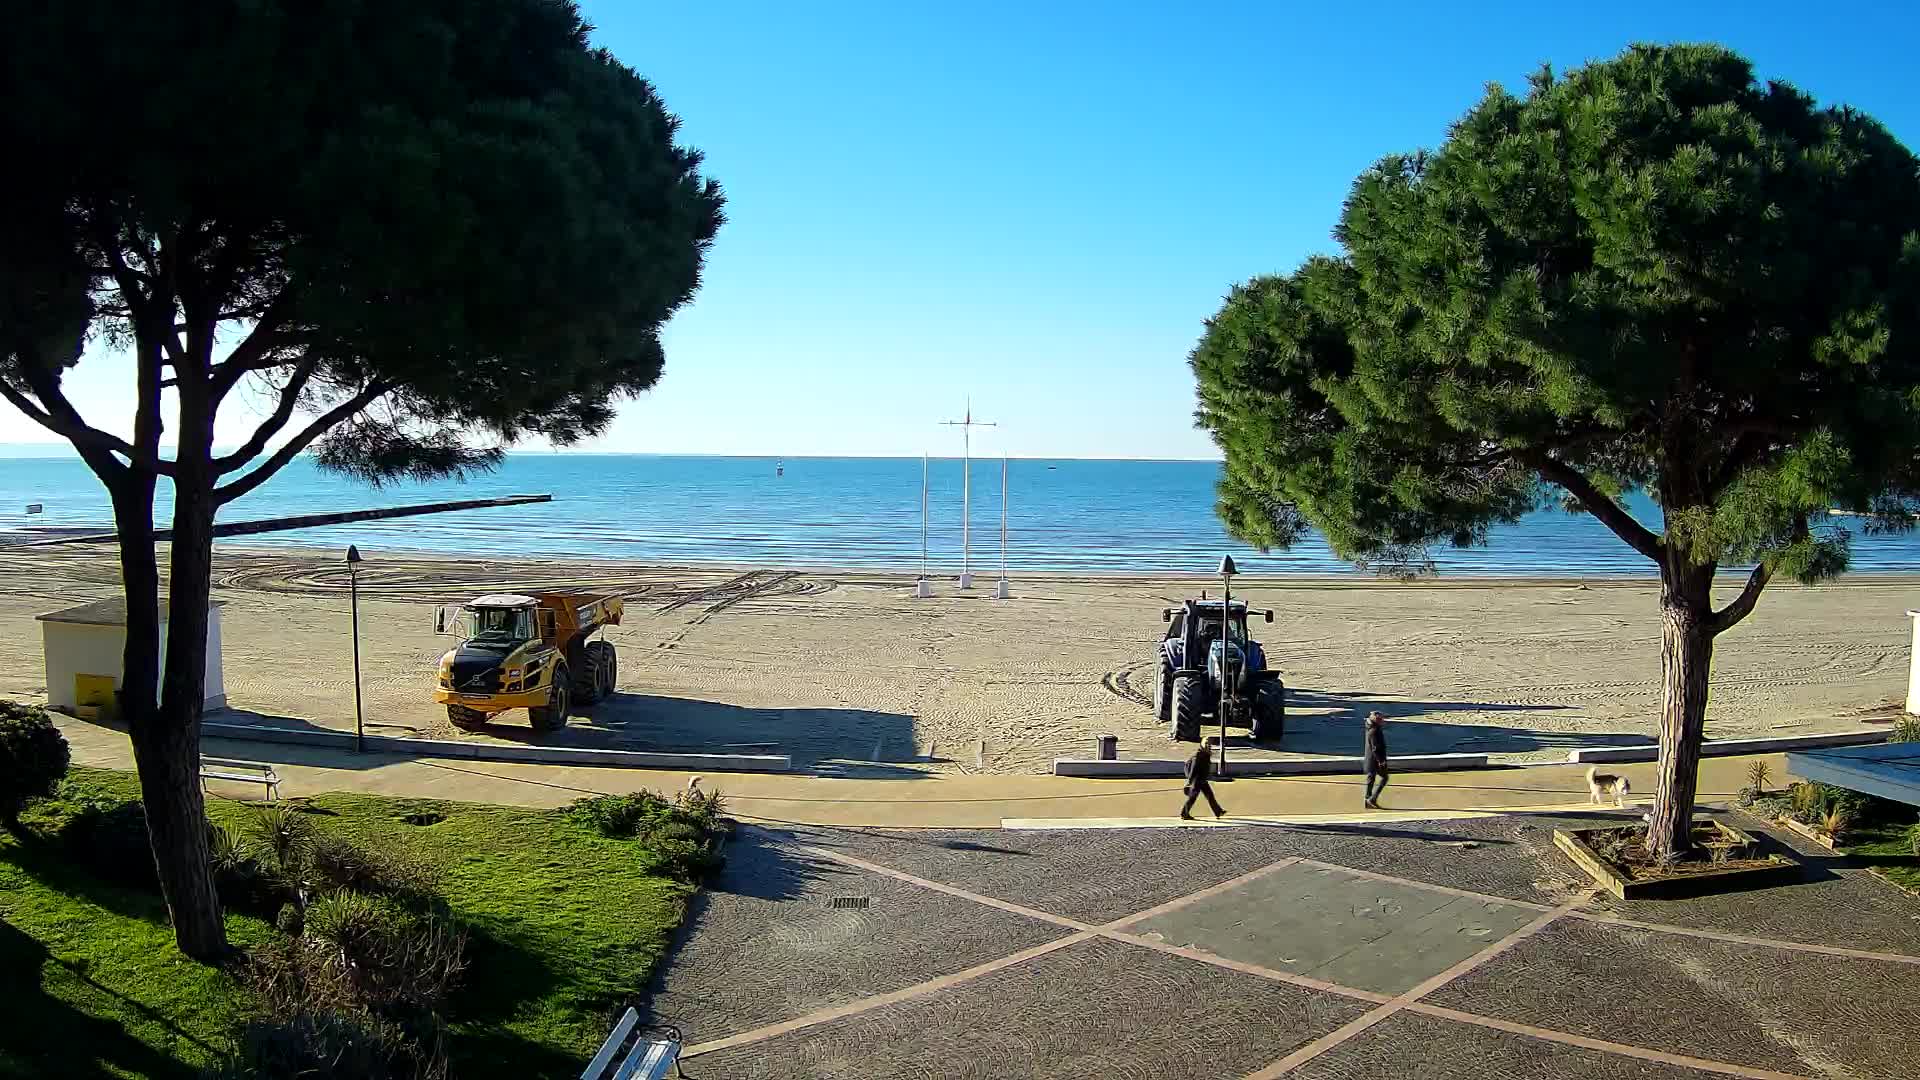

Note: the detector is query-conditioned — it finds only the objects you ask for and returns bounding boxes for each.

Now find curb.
[1567,729,1887,764]
[1051,752,1490,778]
[199,720,793,773]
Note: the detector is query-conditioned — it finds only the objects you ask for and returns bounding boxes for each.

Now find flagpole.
[916,453,932,597]
[941,399,994,590]
[995,454,1011,599]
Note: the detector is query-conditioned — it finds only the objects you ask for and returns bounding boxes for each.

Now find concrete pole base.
[958,572,974,589]
[994,577,1011,599]
[914,578,933,598]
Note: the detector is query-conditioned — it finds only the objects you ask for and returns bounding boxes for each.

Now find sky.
[6,0,1919,460]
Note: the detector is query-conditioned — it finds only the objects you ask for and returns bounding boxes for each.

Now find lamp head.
[346,545,363,565]
[1217,554,1238,577]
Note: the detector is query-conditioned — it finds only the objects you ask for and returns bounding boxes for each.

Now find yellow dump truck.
[433,592,622,731]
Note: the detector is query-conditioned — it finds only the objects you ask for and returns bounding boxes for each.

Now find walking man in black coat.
[1181,742,1225,820]
[1363,711,1389,809]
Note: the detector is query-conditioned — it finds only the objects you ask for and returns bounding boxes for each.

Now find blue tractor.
[1153,596,1285,743]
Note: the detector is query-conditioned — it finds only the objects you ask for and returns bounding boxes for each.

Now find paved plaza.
[646,810,1920,1079]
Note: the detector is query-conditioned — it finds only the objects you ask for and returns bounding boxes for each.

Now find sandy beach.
[0,544,1908,774]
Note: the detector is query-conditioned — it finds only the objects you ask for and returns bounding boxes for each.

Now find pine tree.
[1192,44,1920,858]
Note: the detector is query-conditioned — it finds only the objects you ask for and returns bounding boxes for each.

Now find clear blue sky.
[6,1,1917,459]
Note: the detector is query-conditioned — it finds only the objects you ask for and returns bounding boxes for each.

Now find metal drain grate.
[828,896,871,910]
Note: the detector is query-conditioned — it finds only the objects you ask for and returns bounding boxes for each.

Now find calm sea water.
[3,452,1919,576]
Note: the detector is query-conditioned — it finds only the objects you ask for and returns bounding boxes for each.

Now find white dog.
[1586,766,1631,807]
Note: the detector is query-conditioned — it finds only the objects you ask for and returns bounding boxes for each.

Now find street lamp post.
[347,545,365,753]
[1217,554,1238,778]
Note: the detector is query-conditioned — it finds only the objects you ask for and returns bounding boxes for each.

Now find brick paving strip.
[679,834,1918,1075]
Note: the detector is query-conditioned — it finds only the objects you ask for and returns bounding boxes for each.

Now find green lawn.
[0,768,698,1079]
[1843,822,1920,894]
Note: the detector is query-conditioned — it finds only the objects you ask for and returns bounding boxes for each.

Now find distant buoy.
[776,460,784,477]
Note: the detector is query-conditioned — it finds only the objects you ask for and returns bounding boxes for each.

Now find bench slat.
[610,1038,677,1080]
[581,1007,640,1080]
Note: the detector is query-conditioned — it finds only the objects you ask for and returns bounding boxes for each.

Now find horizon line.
[0,443,1225,465]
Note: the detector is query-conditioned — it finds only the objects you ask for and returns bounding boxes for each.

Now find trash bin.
[1096,734,1118,760]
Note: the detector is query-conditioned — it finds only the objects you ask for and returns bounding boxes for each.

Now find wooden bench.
[199,757,281,801]
[581,1008,681,1080]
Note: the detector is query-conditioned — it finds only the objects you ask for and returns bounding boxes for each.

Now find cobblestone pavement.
[648,811,1920,1079]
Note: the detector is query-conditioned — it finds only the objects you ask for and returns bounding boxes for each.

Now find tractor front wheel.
[1171,676,1203,742]
[531,666,571,732]
[1250,679,1286,743]
[1153,658,1173,726]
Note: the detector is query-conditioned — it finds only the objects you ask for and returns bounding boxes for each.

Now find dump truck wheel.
[1172,676,1203,742]
[447,705,486,730]
[572,649,600,705]
[588,641,617,699]
[531,667,571,731]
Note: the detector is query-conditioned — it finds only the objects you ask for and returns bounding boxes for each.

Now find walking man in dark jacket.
[1363,711,1389,809]
[1180,742,1225,819]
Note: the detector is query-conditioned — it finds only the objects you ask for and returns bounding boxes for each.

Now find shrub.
[210,821,297,916]
[0,701,70,829]
[305,833,438,905]
[57,796,156,887]
[215,1005,446,1080]
[1819,805,1853,842]
[1787,781,1821,821]
[302,892,467,1014]
[1892,714,1920,743]
[244,805,316,878]
[1909,822,1920,858]
[1741,761,1773,800]
[567,791,670,839]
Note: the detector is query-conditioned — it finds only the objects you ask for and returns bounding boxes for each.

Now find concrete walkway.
[653,816,1920,1078]
[58,714,1784,827]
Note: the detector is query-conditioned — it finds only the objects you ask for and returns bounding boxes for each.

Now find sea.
[4,452,1920,577]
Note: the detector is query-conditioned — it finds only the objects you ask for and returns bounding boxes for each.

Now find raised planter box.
[1553,821,1800,900]
[1774,816,1842,851]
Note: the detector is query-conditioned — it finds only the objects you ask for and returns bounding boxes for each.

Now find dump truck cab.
[434,591,621,732]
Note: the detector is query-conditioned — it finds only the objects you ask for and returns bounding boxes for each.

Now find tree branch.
[212,357,319,473]
[1523,451,1664,563]
[213,381,393,504]
[1708,561,1771,635]
[1706,429,1776,497]
[0,366,170,476]
[1708,512,1809,635]
[207,291,298,399]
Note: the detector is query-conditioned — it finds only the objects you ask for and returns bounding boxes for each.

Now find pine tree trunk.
[150,388,228,960]
[109,474,225,959]
[1646,572,1715,860]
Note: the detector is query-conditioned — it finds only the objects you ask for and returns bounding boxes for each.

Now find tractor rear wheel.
[1153,657,1173,726]
[531,666,571,732]
[1171,676,1203,742]
[1250,679,1286,743]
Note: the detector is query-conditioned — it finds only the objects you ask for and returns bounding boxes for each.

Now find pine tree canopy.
[1194,44,1920,589]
